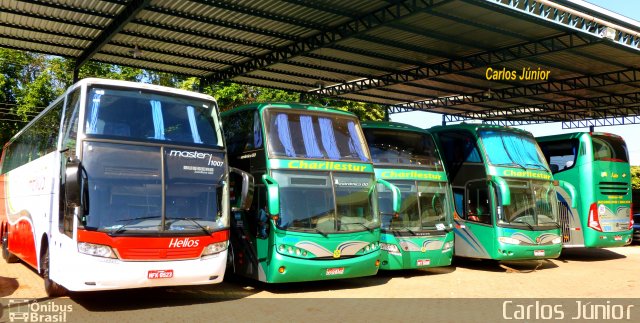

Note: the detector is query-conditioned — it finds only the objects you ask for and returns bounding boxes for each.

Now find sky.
[390,0,640,165]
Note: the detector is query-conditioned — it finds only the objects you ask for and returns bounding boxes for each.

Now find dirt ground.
[2,245,639,299]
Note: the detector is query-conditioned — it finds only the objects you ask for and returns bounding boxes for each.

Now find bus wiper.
[109,216,162,235]
[539,221,560,229]
[513,220,535,231]
[397,226,416,235]
[168,217,213,235]
[314,227,329,238]
[350,222,375,233]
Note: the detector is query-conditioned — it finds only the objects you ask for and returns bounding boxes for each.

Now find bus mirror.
[557,180,578,208]
[489,175,511,206]
[65,157,82,208]
[262,175,280,216]
[230,167,254,211]
[377,179,402,213]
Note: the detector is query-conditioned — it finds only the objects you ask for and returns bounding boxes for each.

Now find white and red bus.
[0,78,253,296]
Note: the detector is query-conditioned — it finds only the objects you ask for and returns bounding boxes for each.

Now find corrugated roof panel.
[124,23,268,56]
[100,43,227,72]
[0,26,89,50]
[9,0,113,29]
[232,75,309,92]
[151,0,314,41]
[290,54,392,78]
[93,53,208,77]
[0,37,81,57]
[112,34,246,65]
[267,62,354,84]
[136,10,290,48]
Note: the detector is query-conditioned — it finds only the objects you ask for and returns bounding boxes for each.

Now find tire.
[42,246,67,297]
[2,231,19,263]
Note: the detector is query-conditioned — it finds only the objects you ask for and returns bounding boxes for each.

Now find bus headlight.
[380,243,400,254]
[498,237,521,245]
[202,241,228,257]
[442,241,453,253]
[552,237,562,244]
[78,242,117,259]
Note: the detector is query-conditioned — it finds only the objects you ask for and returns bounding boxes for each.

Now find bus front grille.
[558,201,572,243]
[598,182,629,196]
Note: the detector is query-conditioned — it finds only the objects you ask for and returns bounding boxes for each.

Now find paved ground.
[1,245,639,322]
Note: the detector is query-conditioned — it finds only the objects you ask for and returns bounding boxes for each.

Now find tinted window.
[264,109,369,162]
[538,140,578,173]
[363,128,443,170]
[592,135,628,163]
[85,87,222,147]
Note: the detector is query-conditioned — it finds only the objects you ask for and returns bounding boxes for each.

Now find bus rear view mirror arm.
[556,180,578,208]
[230,167,254,212]
[488,175,511,206]
[262,174,280,216]
[377,178,402,213]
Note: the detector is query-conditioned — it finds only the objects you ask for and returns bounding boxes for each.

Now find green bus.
[537,132,633,247]
[361,122,454,270]
[221,103,400,283]
[430,124,571,260]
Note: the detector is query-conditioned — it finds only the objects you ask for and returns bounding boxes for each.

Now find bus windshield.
[272,170,378,233]
[82,142,228,235]
[379,180,452,232]
[592,135,629,163]
[363,128,443,170]
[479,130,548,170]
[84,87,223,147]
[498,179,559,228]
[264,109,370,162]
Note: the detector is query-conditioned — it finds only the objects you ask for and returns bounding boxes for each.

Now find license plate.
[614,235,623,241]
[326,267,345,276]
[148,269,174,279]
[417,259,431,266]
[534,250,545,257]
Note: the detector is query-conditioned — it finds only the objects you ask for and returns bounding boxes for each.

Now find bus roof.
[429,123,534,137]
[74,78,216,101]
[360,121,430,134]
[221,102,356,117]
[536,132,624,142]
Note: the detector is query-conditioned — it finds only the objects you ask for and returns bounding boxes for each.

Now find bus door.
[453,181,493,258]
[230,183,267,279]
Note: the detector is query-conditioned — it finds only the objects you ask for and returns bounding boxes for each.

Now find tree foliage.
[632,166,640,190]
[1,48,385,147]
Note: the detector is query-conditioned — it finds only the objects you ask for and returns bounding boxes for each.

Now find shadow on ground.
[0,276,19,297]
[557,247,626,262]
[453,257,558,273]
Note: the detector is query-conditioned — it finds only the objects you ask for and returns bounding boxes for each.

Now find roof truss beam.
[309,32,599,97]
[207,0,454,82]
[74,0,151,71]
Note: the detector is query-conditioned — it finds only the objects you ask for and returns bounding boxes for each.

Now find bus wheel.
[2,232,19,263]
[226,244,235,274]
[42,247,67,297]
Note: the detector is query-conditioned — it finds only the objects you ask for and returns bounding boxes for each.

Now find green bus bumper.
[583,230,633,248]
[380,248,453,270]
[265,250,380,283]
[494,243,562,261]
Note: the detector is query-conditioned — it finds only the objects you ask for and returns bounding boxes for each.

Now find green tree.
[632,166,640,189]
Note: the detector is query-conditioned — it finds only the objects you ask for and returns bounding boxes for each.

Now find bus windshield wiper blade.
[168,217,213,235]
[109,216,162,235]
[539,221,560,228]
[513,220,535,230]
[396,226,416,235]
[350,222,375,233]
[314,227,329,237]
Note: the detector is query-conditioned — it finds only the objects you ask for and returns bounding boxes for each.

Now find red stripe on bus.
[77,229,229,260]
[8,220,38,268]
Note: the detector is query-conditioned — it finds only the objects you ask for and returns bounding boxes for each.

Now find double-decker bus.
[0,78,253,296]
[221,103,400,283]
[361,122,454,270]
[430,124,570,261]
[537,132,633,247]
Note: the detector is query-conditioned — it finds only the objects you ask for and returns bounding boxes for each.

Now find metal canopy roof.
[2,0,640,128]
